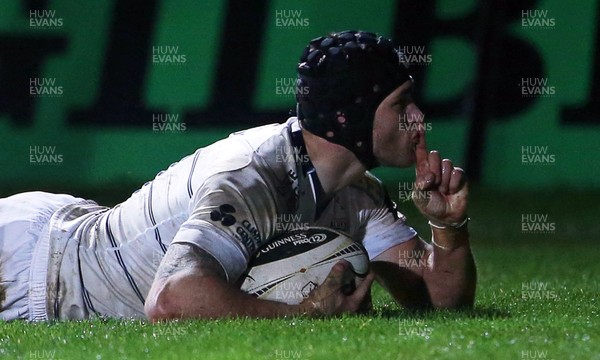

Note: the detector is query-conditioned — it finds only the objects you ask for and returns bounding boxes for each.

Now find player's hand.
[412,131,468,226]
[300,260,375,316]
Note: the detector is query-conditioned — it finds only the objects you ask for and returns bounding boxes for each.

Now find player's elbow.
[144,296,168,322]
[145,273,224,321]
[144,280,182,322]
[430,280,477,310]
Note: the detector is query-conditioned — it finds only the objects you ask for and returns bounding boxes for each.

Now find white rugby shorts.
[0,192,81,321]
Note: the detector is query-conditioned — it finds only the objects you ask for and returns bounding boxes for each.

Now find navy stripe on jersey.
[187,151,201,198]
[105,214,146,305]
[77,245,98,316]
[148,182,167,254]
[80,210,109,316]
[82,288,97,315]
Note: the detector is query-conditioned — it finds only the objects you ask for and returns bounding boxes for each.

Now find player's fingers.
[309,260,349,306]
[415,173,435,192]
[428,151,442,185]
[414,131,429,172]
[322,260,349,288]
[356,290,373,314]
[439,159,453,194]
[414,134,438,191]
[448,167,466,194]
[348,271,375,310]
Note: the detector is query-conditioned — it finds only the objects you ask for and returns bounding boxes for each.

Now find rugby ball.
[239,227,369,305]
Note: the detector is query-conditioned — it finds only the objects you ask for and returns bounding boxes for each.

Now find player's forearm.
[145,272,310,321]
[423,226,477,309]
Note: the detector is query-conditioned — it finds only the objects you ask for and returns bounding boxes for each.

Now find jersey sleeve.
[352,174,418,260]
[361,194,418,260]
[170,168,277,282]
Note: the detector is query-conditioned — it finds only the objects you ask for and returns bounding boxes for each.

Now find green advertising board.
[0,0,598,195]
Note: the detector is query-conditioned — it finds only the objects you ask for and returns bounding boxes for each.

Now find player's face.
[372,80,424,167]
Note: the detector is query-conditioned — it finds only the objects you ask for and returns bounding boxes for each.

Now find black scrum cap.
[296,30,411,169]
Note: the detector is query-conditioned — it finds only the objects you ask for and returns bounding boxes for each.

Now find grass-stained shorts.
[0,192,81,321]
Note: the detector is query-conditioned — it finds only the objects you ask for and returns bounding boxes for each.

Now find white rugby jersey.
[45,118,417,320]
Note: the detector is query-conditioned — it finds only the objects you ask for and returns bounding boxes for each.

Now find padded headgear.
[296,30,411,169]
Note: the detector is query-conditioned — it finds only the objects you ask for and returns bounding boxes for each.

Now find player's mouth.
[411,133,420,147]
[410,134,420,159]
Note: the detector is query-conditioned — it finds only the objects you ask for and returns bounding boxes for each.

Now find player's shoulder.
[196,120,292,175]
[345,171,387,205]
[229,121,290,151]
[185,119,294,196]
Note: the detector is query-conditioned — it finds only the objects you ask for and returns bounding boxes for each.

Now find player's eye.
[392,98,407,112]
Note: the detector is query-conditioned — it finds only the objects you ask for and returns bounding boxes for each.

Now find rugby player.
[0,31,476,321]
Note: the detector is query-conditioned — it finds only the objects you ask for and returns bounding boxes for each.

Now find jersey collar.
[289,119,328,220]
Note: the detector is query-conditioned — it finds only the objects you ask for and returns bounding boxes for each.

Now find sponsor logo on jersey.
[210,204,237,226]
[236,220,261,253]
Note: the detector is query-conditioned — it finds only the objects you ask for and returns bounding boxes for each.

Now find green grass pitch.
[0,188,598,359]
